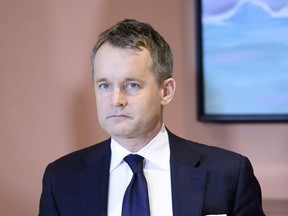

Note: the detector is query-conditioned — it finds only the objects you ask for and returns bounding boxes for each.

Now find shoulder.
[167,129,257,188]
[166,130,264,215]
[45,139,111,174]
[167,129,247,169]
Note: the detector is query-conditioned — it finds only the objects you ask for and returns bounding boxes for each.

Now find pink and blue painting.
[199,0,288,120]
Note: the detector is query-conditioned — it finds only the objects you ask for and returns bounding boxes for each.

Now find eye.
[124,82,140,90]
[99,83,111,90]
[123,82,141,95]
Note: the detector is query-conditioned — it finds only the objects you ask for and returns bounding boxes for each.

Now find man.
[39,19,265,216]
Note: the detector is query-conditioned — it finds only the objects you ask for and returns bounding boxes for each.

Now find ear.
[161,78,176,105]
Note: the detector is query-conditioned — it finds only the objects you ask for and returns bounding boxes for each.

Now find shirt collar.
[109,125,170,172]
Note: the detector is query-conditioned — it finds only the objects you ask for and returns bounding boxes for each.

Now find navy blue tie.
[122,154,150,216]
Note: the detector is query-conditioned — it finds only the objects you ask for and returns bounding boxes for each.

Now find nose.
[112,88,127,107]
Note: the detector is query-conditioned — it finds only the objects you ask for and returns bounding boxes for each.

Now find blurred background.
[0,0,287,215]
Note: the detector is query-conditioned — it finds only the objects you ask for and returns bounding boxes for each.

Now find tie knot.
[124,154,144,174]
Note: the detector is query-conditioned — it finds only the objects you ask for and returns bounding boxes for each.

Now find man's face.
[93,43,165,141]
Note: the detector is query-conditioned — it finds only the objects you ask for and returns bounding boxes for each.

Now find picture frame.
[195,0,288,122]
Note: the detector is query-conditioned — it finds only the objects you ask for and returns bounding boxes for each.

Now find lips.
[107,114,131,119]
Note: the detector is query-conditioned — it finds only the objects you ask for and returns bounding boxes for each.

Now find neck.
[112,124,162,152]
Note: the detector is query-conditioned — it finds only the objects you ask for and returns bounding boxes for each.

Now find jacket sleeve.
[38,163,60,216]
[232,157,266,216]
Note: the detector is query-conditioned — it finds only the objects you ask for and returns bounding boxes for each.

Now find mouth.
[107,115,131,119]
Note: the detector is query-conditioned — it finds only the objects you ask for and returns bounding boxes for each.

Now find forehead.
[94,43,151,64]
[93,43,154,79]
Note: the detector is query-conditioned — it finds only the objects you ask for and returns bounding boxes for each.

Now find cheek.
[96,96,109,114]
[135,93,162,115]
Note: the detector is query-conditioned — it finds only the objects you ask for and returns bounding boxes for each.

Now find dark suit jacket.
[39,130,265,216]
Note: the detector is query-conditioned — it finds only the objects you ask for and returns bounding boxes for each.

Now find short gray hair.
[91,19,173,85]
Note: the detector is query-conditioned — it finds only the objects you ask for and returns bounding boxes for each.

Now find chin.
[105,125,133,137]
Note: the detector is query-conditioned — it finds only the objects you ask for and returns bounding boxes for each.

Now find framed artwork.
[195,0,288,122]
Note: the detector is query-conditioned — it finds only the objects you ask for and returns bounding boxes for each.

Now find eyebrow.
[95,77,144,83]
[124,78,144,83]
[94,77,108,84]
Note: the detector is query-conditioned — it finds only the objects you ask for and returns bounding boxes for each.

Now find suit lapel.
[168,130,207,216]
[74,132,207,216]
[77,139,111,216]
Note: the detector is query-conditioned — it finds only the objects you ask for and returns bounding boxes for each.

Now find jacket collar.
[78,130,207,216]
[168,129,207,216]
[78,139,111,216]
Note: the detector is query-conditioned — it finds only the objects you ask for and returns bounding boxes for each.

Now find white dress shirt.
[107,125,173,216]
